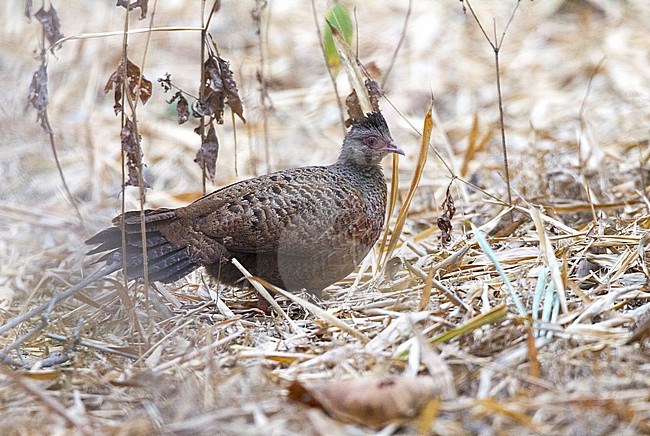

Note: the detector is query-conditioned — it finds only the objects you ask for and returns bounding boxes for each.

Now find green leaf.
[323,3,354,67]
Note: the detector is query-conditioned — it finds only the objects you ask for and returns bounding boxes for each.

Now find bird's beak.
[381,140,405,156]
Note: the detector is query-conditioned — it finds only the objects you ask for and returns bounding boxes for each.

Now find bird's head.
[339,112,404,166]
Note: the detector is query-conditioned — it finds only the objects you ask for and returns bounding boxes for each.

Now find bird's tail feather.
[85,209,199,283]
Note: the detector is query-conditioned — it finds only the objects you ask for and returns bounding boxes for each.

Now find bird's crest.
[350,112,391,138]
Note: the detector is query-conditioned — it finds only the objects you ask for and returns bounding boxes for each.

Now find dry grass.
[1,0,649,434]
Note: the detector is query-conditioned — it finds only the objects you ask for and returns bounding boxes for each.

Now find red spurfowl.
[87,112,403,297]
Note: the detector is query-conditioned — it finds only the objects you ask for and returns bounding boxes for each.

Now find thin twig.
[204,0,221,30]
[200,0,208,194]
[0,320,47,361]
[0,264,119,337]
[310,0,346,134]
[493,27,513,209]
[463,0,521,215]
[50,26,204,50]
[47,129,87,232]
[353,6,359,59]
[35,29,86,232]
[576,57,606,223]
[381,0,412,88]
[118,5,147,344]
[138,0,160,314]
[257,0,272,173]
[578,56,606,168]
[45,333,140,360]
[383,93,455,177]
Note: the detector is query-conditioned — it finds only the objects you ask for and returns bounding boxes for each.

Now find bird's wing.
[178,166,365,254]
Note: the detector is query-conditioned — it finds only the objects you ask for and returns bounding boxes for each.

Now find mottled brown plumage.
[87,112,403,297]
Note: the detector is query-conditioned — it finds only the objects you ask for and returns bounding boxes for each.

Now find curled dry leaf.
[157,74,190,124]
[116,0,148,20]
[217,56,245,123]
[195,55,245,124]
[345,79,383,127]
[344,79,383,127]
[35,5,64,49]
[437,183,456,245]
[27,62,50,133]
[345,90,364,126]
[121,117,147,188]
[288,375,439,428]
[169,91,190,124]
[104,59,153,114]
[195,123,219,180]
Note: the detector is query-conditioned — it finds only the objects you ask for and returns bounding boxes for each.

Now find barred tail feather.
[85,209,199,284]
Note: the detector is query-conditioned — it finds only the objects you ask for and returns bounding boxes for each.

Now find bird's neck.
[332,158,384,179]
[336,147,382,168]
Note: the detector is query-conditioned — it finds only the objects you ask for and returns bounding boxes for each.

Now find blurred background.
[2,0,649,315]
[2,0,648,212]
[1,1,649,433]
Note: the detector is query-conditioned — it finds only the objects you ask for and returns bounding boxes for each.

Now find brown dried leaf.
[194,123,219,180]
[195,55,245,123]
[121,117,147,188]
[365,78,382,112]
[194,57,222,120]
[27,62,50,133]
[168,91,190,125]
[104,59,153,114]
[345,80,383,127]
[344,90,364,127]
[116,0,148,20]
[34,5,64,50]
[437,183,456,245]
[289,376,438,428]
[217,56,245,123]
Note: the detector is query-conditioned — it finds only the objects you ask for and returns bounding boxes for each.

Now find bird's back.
[175,163,387,294]
[86,111,398,297]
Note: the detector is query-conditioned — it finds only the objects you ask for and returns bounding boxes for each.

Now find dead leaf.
[104,58,153,114]
[288,375,438,428]
[437,183,456,245]
[168,91,189,124]
[217,56,245,123]
[195,55,245,124]
[344,89,364,126]
[195,122,219,180]
[35,5,64,49]
[116,0,148,20]
[121,117,147,188]
[27,62,50,133]
[345,80,383,127]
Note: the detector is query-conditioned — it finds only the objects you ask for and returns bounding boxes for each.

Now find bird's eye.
[366,137,378,147]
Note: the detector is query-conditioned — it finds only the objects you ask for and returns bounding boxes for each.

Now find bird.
[86,111,403,298]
